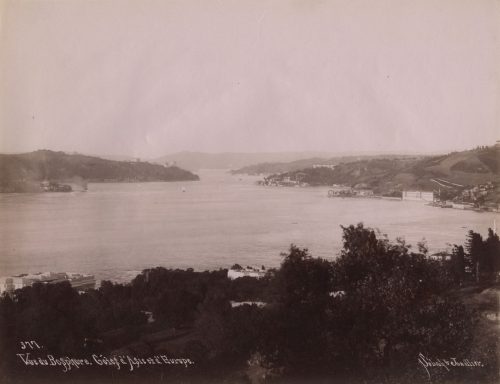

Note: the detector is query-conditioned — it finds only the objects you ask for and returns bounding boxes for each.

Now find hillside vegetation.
[0,150,199,192]
[231,154,420,175]
[231,157,333,175]
[1,225,498,383]
[266,146,499,196]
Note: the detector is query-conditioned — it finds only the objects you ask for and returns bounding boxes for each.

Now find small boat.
[181,187,186,192]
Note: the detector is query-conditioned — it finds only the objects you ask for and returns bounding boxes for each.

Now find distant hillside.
[265,146,500,196]
[232,154,422,175]
[153,151,339,171]
[0,150,199,192]
[231,158,335,175]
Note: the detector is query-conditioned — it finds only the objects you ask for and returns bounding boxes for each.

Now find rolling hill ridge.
[262,145,499,199]
[0,150,199,192]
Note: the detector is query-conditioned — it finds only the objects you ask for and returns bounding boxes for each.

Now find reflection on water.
[0,169,497,282]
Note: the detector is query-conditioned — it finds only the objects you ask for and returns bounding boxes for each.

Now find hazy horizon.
[0,147,457,159]
[1,0,498,158]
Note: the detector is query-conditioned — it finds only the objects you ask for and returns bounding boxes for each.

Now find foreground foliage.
[0,224,498,383]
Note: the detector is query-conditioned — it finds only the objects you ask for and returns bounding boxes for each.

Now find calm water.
[0,170,497,282]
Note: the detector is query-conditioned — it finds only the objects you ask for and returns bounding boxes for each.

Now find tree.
[153,288,199,327]
[450,245,466,285]
[466,229,499,282]
[259,245,333,375]
[484,228,500,280]
[465,230,484,282]
[0,294,17,377]
[230,264,243,271]
[330,224,472,380]
[9,282,86,355]
[194,286,232,359]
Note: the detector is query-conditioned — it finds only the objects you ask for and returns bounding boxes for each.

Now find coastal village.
[326,180,499,212]
[258,165,500,213]
[253,142,500,213]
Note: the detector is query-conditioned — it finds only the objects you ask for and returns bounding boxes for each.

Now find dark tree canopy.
[0,225,497,383]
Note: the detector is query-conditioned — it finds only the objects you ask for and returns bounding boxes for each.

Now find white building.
[230,301,266,308]
[402,190,434,202]
[0,272,96,294]
[355,189,374,197]
[0,277,23,293]
[227,266,266,280]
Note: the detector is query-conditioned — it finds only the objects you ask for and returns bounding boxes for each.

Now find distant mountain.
[264,145,500,196]
[153,151,339,171]
[232,154,421,175]
[0,150,199,192]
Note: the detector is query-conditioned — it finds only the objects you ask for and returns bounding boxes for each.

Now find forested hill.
[231,154,422,175]
[266,145,500,193]
[0,150,199,192]
[231,157,334,175]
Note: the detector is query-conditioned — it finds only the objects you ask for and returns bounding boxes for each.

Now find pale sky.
[0,0,498,158]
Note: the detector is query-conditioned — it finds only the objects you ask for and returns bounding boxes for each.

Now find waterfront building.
[0,272,96,294]
[402,190,434,202]
[355,189,374,197]
[328,185,353,197]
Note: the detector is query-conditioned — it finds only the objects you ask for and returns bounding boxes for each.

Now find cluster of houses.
[326,180,499,212]
[40,180,72,192]
[459,182,495,203]
[328,184,374,198]
[0,272,96,295]
[259,170,498,211]
[431,181,499,211]
[259,176,310,187]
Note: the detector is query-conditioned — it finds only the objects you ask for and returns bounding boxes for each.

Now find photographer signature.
[418,353,484,380]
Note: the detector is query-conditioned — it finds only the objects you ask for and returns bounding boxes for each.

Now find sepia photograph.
[0,1,499,383]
